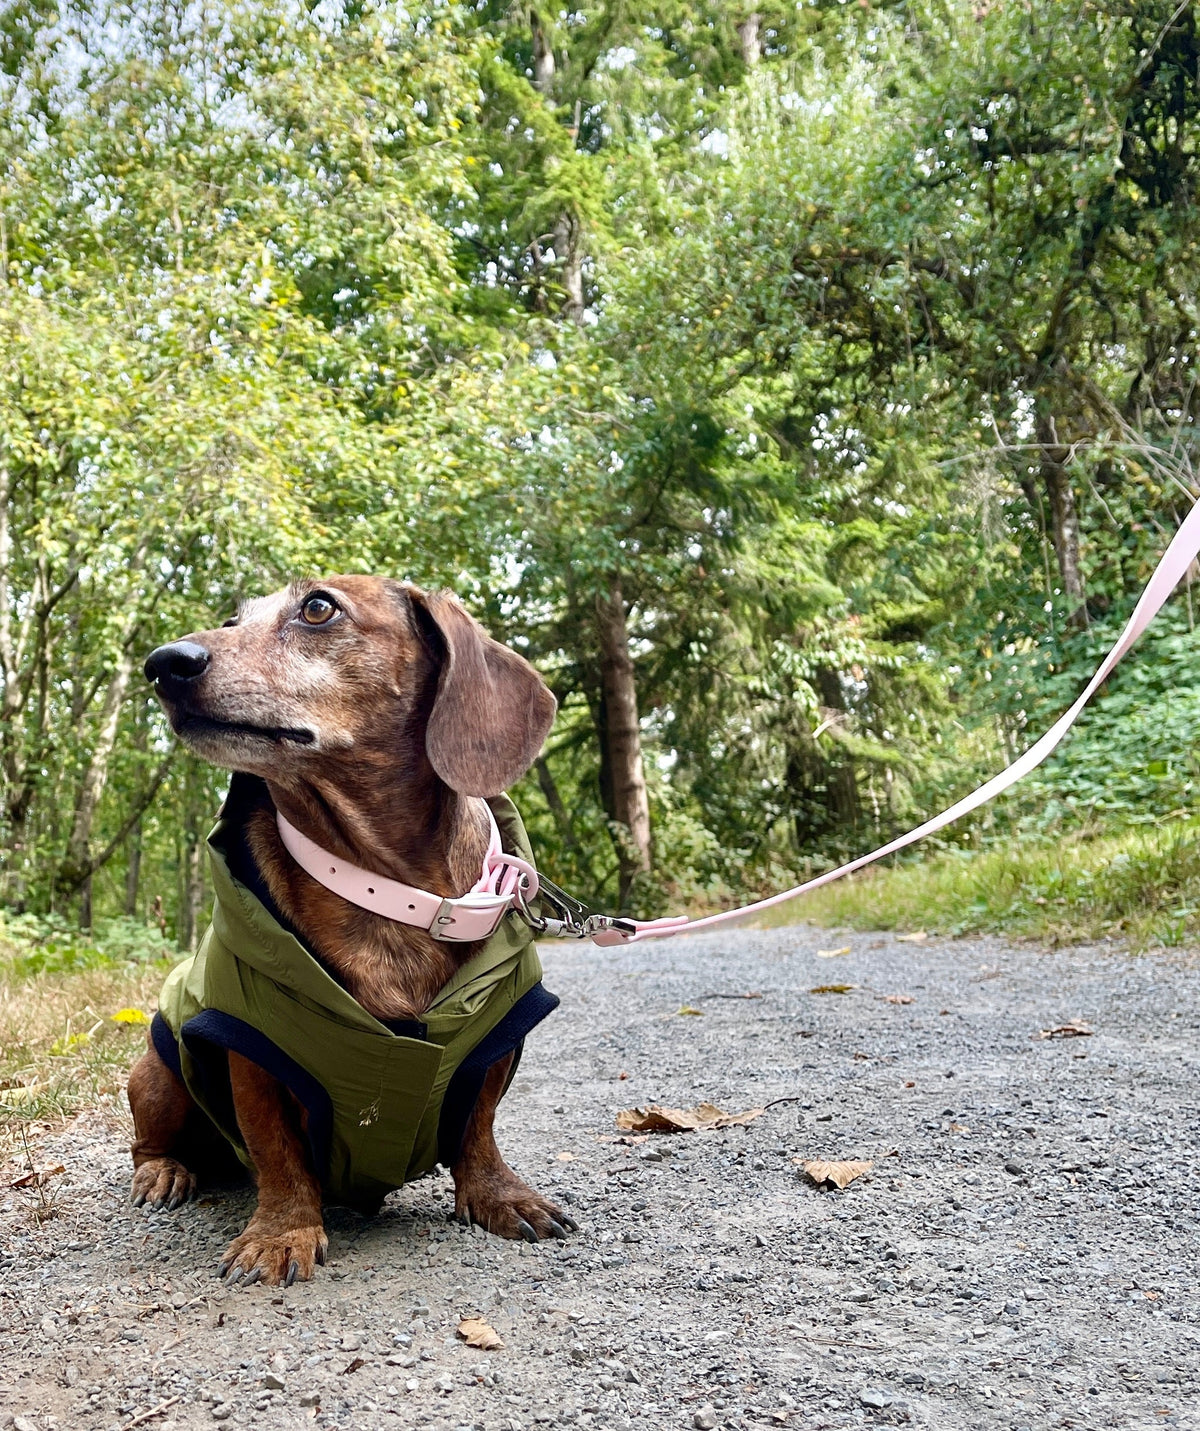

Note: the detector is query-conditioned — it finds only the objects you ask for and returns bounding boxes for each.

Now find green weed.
[760,822,1200,951]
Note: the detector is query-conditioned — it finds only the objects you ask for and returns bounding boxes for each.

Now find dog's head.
[144,577,556,798]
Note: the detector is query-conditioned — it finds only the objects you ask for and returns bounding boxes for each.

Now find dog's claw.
[286,1260,299,1287]
[517,1218,539,1243]
[560,1214,579,1232]
[316,1243,327,1266]
[131,1192,146,1208]
[547,1219,569,1240]
[243,1268,262,1286]
[227,1267,245,1286]
[216,1261,229,1278]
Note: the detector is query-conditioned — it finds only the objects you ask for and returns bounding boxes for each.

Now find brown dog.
[128,577,574,1285]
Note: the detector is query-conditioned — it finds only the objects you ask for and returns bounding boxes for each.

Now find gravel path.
[2,926,1199,1431]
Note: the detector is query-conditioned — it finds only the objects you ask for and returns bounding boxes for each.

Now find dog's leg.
[218,1051,328,1286]
[452,1052,577,1241]
[128,1043,201,1209]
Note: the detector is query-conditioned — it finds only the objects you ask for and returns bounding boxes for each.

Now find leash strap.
[574,498,1200,945]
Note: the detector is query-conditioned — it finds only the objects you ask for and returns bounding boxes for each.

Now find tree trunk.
[61,643,137,926]
[530,8,555,92]
[178,771,206,952]
[737,12,762,66]
[595,574,652,906]
[535,755,580,857]
[814,668,860,831]
[124,819,143,918]
[552,211,584,324]
[1036,414,1088,629]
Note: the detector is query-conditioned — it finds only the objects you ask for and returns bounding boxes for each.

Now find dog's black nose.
[144,640,211,690]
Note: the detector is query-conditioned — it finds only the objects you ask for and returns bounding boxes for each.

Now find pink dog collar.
[275,804,539,943]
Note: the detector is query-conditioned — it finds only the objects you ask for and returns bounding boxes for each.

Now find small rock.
[640,1149,662,1163]
[211,1408,233,1422]
[412,1302,431,1317]
[859,1389,892,1409]
[1003,1161,1026,1176]
[120,1328,142,1343]
[340,1333,362,1351]
[298,1393,321,1408]
[261,1373,285,1391]
[13,1417,40,1431]
[694,1404,718,1430]
[63,1366,80,1388]
[569,1343,587,1363]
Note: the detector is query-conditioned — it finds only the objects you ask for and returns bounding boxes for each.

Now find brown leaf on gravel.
[1036,1020,1093,1039]
[810,984,856,995]
[883,993,915,1005]
[801,1159,873,1189]
[457,1317,504,1351]
[896,930,928,943]
[9,1164,64,1190]
[615,1102,766,1134]
[816,946,852,958]
[341,1358,366,1375]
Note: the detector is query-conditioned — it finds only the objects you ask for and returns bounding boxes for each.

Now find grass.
[0,914,177,1171]
[758,820,1200,951]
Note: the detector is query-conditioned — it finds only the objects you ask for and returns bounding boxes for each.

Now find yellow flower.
[111,1008,149,1025]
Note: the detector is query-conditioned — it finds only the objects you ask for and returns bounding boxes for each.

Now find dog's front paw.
[131,1157,196,1210]
[218,1220,328,1287]
[455,1168,578,1242]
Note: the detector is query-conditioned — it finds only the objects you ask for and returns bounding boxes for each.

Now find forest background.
[4,0,1200,993]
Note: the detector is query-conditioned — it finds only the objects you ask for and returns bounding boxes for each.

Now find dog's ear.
[409,589,557,798]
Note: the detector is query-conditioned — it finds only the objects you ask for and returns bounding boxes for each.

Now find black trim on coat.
[437,981,560,1168]
[179,1010,335,1183]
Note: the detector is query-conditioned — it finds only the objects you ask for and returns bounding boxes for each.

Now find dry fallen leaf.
[1036,1020,1093,1039]
[9,1164,64,1190]
[676,1005,704,1016]
[883,993,915,1005]
[802,1159,873,1190]
[896,930,928,943]
[457,1317,504,1351]
[816,946,852,959]
[615,1102,766,1134]
[809,984,856,995]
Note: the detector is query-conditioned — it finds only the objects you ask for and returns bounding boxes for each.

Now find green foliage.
[0,913,176,978]
[2,0,1200,943]
[770,821,1200,953]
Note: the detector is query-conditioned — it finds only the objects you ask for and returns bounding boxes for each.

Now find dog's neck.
[265,766,491,901]
[242,768,494,1021]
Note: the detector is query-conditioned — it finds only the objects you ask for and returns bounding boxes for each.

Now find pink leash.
[275,502,1200,947]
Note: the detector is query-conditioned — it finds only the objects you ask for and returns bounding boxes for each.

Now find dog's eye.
[300,594,338,626]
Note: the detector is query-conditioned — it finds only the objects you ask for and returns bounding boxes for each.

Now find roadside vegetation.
[777,822,1200,953]
[0,916,172,1167]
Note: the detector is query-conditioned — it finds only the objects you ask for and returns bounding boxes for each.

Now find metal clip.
[513,875,637,941]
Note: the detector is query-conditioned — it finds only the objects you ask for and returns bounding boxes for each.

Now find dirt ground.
[2,925,1199,1431]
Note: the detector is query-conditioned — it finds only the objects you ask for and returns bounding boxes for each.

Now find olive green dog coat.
[151,780,557,1209]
